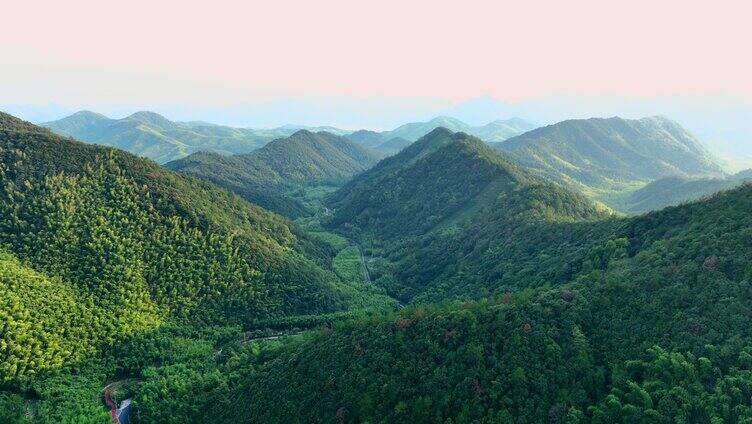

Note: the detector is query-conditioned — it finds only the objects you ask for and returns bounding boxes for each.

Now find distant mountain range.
[42,111,353,163]
[167,130,382,217]
[342,116,536,155]
[493,116,726,201]
[42,110,737,216]
[42,111,535,163]
[376,116,536,143]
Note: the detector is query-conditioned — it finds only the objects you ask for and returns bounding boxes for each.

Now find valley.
[3,3,750,422]
[2,111,752,423]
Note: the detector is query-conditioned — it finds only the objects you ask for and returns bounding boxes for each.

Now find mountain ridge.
[494,116,726,199]
[327,127,608,301]
[167,130,383,217]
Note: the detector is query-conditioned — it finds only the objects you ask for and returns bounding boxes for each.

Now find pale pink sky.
[1,0,751,105]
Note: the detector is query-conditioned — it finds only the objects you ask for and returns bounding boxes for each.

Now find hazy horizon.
[3,0,750,103]
[2,0,751,167]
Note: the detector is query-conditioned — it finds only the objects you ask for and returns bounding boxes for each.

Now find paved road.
[117,399,132,424]
[102,379,139,423]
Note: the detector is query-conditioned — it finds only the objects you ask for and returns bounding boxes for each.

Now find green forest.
[2,112,752,423]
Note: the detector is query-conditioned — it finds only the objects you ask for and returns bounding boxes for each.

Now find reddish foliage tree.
[396,318,411,330]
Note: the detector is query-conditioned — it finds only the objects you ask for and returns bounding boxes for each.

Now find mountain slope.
[327,128,608,301]
[495,116,726,198]
[0,112,369,382]
[43,111,272,163]
[616,169,752,214]
[329,128,603,240]
[167,130,383,217]
[138,183,752,424]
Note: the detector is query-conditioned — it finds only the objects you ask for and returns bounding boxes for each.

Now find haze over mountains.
[11,94,752,170]
[42,111,352,163]
[494,116,725,197]
[4,0,751,419]
[42,110,537,163]
[39,109,745,218]
[379,116,537,142]
[35,107,748,226]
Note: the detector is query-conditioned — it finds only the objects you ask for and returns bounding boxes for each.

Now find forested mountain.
[615,169,752,214]
[42,111,354,164]
[329,128,604,240]
[380,116,537,142]
[494,116,726,198]
[346,130,387,149]
[126,181,752,424]
[0,112,386,385]
[167,130,382,217]
[5,112,752,423]
[328,128,609,301]
[42,110,270,163]
[43,110,533,165]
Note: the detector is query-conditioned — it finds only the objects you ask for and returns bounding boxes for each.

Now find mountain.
[5,112,752,423]
[616,169,752,214]
[327,128,608,301]
[467,117,539,142]
[382,116,471,141]
[167,130,383,217]
[381,116,537,142]
[344,129,386,149]
[0,112,382,383]
[42,110,273,163]
[42,111,357,164]
[43,111,532,164]
[329,128,604,241]
[134,169,752,424]
[494,116,726,199]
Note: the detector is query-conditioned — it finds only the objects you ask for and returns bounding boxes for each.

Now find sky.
[2,0,751,106]
[1,0,751,166]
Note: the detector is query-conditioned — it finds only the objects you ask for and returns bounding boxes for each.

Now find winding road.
[116,399,132,424]
[103,380,138,424]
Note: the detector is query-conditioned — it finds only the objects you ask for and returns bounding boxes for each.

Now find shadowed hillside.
[167,130,382,217]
